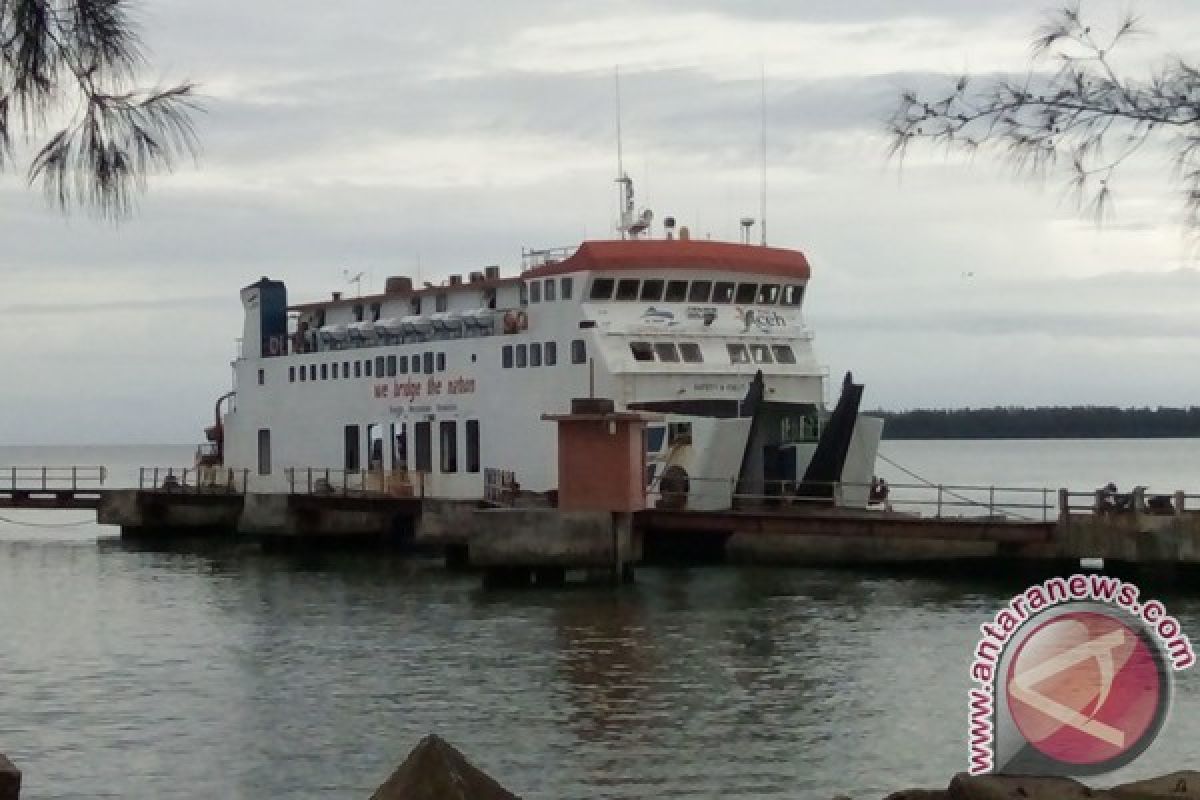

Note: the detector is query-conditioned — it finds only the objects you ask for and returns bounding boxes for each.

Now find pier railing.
[138,467,248,494]
[1059,488,1200,516]
[2,466,107,491]
[284,467,426,497]
[647,477,1058,521]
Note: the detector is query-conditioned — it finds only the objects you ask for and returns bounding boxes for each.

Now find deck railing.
[284,467,425,497]
[1059,488,1200,516]
[139,467,248,494]
[647,477,1059,521]
[1,466,106,491]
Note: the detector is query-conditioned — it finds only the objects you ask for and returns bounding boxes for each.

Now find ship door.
[762,445,797,499]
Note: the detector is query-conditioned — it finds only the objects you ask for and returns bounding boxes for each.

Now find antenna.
[614,66,634,239]
[615,66,624,191]
[760,61,768,246]
[343,269,365,297]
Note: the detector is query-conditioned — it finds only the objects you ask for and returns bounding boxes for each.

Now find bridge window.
[465,420,480,473]
[665,281,688,302]
[435,293,448,312]
[343,361,350,377]
[630,341,654,362]
[370,302,381,321]
[424,352,434,374]
[332,363,339,379]
[387,355,397,377]
[571,339,587,364]
[309,365,317,381]
[354,361,362,378]
[257,369,265,385]
[439,421,457,473]
[545,341,557,366]
[375,356,385,377]
[515,344,528,368]
[614,279,638,301]
[353,304,364,322]
[364,360,372,377]
[772,345,797,364]
[589,278,614,300]
[727,343,750,364]
[529,281,541,303]
[502,345,513,368]
[679,343,703,363]
[320,364,327,380]
[289,367,296,382]
[530,342,542,367]
[299,366,306,382]
[783,284,805,306]
[750,344,773,364]
[544,279,556,302]
[398,356,408,375]
[688,281,712,303]
[654,343,680,363]
[757,284,781,304]
[640,280,664,302]
[561,278,573,300]
[410,297,422,315]
[437,352,446,372]
[735,283,758,304]
[713,282,735,303]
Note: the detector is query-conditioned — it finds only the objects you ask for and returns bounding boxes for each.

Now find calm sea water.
[1,440,1199,799]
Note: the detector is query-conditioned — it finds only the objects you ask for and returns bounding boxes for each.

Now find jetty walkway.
[5,463,1200,585]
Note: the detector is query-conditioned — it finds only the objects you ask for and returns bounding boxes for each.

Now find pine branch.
[0,0,199,219]
[889,4,1200,230]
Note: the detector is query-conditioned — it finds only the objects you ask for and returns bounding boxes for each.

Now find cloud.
[4,0,1200,443]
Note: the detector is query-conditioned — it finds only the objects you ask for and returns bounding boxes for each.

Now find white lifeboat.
[347,320,377,344]
[400,315,433,336]
[375,317,404,338]
[429,311,463,333]
[318,324,348,348]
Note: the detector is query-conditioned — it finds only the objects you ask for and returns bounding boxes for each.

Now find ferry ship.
[200,188,882,510]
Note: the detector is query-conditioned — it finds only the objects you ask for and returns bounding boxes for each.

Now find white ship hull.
[213,239,881,509]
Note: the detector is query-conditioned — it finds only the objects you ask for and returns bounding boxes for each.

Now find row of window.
[628,341,797,365]
[728,343,797,365]
[285,352,452,384]
[589,278,804,307]
[501,339,587,369]
[343,420,480,475]
[630,341,703,363]
[524,277,574,304]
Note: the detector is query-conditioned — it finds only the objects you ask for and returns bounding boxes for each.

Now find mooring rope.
[875,450,1039,522]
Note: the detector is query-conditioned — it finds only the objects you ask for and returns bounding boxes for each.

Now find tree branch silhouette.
[889,3,1200,230]
[1,0,199,219]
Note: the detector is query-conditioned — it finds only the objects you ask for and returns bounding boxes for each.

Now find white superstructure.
[211,231,881,509]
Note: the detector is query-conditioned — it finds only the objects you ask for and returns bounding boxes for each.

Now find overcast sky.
[2,0,1199,444]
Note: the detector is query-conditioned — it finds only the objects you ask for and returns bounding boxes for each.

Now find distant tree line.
[869,407,1200,440]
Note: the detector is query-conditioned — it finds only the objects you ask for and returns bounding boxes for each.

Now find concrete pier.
[97,489,243,537]
[468,509,638,586]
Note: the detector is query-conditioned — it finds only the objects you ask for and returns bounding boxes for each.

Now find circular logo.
[1005,610,1169,772]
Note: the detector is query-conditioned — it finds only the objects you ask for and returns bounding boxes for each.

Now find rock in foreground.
[370,735,519,800]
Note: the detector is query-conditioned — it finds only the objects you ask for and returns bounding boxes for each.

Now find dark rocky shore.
[2,738,1195,799]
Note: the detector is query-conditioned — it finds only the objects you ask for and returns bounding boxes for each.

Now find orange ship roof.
[522,239,811,281]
